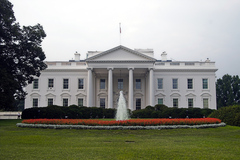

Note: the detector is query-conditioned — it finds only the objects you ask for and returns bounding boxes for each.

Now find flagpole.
[119,23,121,45]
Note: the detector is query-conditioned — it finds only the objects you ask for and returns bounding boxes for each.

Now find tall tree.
[0,0,47,110]
[216,74,240,109]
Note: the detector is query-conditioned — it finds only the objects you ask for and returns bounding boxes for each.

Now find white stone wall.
[24,46,217,110]
[154,71,216,109]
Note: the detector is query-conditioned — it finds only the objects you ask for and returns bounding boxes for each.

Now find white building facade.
[25,45,218,110]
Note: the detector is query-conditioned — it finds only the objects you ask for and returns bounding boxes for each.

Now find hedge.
[22,104,214,119]
[22,105,116,119]
[131,104,214,119]
[208,105,240,126]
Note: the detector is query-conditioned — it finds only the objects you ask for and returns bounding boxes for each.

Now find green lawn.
[0,120,240,160]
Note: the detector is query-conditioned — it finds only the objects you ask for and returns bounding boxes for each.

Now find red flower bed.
[22,118,221,126]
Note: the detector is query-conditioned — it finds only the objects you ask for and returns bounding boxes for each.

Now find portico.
[85,45,156,110]
[86,67,155,110]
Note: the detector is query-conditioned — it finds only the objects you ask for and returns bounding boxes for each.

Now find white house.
[24,45,218,110]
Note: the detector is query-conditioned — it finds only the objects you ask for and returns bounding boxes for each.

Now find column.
[149,68,154,106]
[87,68,93,107]
[128,68,134,110]
[108,68,113,108]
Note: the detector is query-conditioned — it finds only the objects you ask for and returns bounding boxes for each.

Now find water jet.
[115,91,129,121]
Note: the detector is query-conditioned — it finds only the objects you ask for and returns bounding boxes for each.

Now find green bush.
[131,105,214,119]
[22,106,117,119]
[155,104,168,111]
[208,105,240,126]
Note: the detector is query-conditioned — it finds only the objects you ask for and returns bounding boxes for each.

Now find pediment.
[30,93,41,97]
[155,92,166,97]
[201,93,212,97]
[185,93,196,97]
[170,93,181,97]
[60,93,71,97]
[86,45,156,62]
[45,93,56,97]
[76,93,86,97]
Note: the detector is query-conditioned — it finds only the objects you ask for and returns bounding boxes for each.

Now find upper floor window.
[100,79,105,89]
[78,79,84,89]
[33,79,39,89]
[158,78,163,89]
[48,79,54,88]
[187,79,193,89]
[118,79,123,90]
[202,79,208,89]
[172,79,178,89]
[63,79,69,89]
[136,79,141,89]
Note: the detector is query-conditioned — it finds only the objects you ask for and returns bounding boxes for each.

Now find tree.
[0,0,47,110]
[216,74,240,109]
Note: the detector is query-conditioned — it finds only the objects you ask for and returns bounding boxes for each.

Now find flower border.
[20,118,222,126]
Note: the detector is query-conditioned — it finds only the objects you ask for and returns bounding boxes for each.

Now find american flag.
[119,23,121,34]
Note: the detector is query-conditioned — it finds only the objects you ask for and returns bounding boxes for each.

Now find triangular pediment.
[155,93,166,97]
[185,93,196,97]
[45,93,56,97]
[86,45,156,62]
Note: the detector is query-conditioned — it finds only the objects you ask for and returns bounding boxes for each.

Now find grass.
[1,120,240,160]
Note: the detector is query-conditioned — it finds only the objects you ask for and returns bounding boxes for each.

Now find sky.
[9,0,240,78]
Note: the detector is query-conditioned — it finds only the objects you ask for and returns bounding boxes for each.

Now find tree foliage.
[216,74,240,109]
[0,0,47,110]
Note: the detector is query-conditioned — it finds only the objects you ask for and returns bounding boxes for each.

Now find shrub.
[22,106,116,119]
[131,105,214,119]
[154,104,168,111]
[208,105,240,126]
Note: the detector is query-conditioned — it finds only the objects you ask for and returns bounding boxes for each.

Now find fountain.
[115,91,129,121]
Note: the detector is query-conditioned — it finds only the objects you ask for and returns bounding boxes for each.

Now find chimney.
[161,51,167,61]
[74,51,80,61]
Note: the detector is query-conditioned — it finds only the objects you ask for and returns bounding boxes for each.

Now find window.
[63,98,68,107]
[173,98,178,107]
[187,79,193,89]
[188,98,193,108]
[33,79,39,89]
[78,98,83,107]
[48,98,53,106]
[118,79,123,90]
[136,79,141,89]
[100,98,105,108]
[158,98,163,105]
[78,79,84,89]
[172,79,178,89]
[48,79,54,88]
[63,79,69,89]
[158,78,163,89]
[203,98,209,108]
[100,79,105,89]
[136,98,141,110]
[202,79,208,89]
[32,98,38,107]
